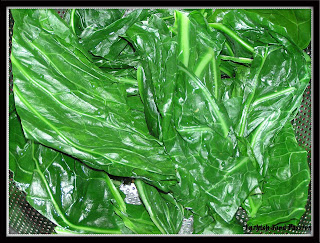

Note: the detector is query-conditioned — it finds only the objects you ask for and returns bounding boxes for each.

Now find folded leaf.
[235,45,310,176]
[10,96,164,234]
[9,103,33,192]
[135,179,184,234]
[126,15,177,139]
[77,9,147,61]
[11,9,177,189]
[113,200,162,234]
[210,9,311,176]
[245,9,311,49]
[9,108,125,234]
[9,8,311,234]
[65,9,125,36]
[127,11,261,223]
[247,122,310,226]
[65,9,143,70]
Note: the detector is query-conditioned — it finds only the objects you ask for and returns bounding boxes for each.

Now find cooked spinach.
[9,8,311,234]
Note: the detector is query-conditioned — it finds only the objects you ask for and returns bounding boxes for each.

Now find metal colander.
[7,9,312,235]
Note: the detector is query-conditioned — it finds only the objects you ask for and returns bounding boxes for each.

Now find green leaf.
[236,45,310,175]
[10,8,311,234]
[77,9,147,61]
[126,14,177,139]
[11,9,177,189]
[9,112,32,191]
[65,9,125,36]
[9,110,125,234]
[113,201,162,234]
[111,180,162,234]
[246,9,311,49]
[135,179,184,234]
[247,123,310,226]
[10,97,161,234]
[211,9,311,50]
[201,213,244,234]
[163,11,261,222]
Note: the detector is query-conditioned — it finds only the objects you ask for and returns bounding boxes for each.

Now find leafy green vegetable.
[11,9,177,191]
[245,9,311,49]
[9,8,311,234]
[10,93,166,234]
[209,9,310,176]
[65,9,125,36]
[135,179,184,234]
[71,9,146,61]
[246,122,310,226]
[201,213,244,234]
[210,9,311,51]
[127,10,262,224]
[10,100,125,234]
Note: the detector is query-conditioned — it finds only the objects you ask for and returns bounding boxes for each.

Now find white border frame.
[6,6,314,237]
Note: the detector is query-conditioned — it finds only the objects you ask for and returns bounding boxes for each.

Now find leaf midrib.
[13,85,167,176]
[30,143,121,234]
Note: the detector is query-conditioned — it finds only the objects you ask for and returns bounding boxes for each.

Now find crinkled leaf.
[9,8,311,234]
[126,15,177,139]
[11,9,177,190]
[201,213,244,234]
[245,9,311,49]
[235,44,310,176]
[135,179,184,234]
[246,123,310,226]
[65,9,125,36]
[9,109,126,234]
[127,10,261,223]
[10,97,161,234]
[78,9,147,61]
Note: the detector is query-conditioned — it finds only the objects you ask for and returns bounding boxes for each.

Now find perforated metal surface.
[178,216,194,234]
[119,182,142,205]
[8,9,312,235]
[8,172,57,234]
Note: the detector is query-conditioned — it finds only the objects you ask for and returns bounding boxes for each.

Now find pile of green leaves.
[9,8,311,234]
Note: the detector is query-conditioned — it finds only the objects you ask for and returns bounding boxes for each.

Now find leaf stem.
[161,15,174,20]
[135,179,167,234]
[224,41,235,56]
[251,87,296,107]
[176,11,190,67]
[137,66,145,103]
[194,49,214,77]
[69,9,76,34]
[209,23,255,54]
[237,46,269,137]
[212,49,221,99]
[178,64,229,137]
[104,175,127,212]
[220,55,253,64]
[219,66,233,78]
[30,143,121,234]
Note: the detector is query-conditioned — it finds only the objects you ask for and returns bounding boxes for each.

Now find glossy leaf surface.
[9,107,124,234]
[246,123,310,226]
[245,9,311,49]
[10,8,311,234]
[135,179,184,234]
[65,9,145,71]
[11,9,177,189]
[10,97,163,234]
[209,9,311,176]
[127,10,262,223]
